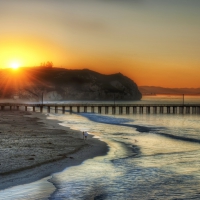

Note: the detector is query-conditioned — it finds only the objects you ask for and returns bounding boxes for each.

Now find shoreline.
[0,110,109,190]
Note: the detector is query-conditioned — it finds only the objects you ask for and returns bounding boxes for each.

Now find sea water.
[1,96,200,200]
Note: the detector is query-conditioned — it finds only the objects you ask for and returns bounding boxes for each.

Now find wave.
[152,131,200,143]
[81,113,163,133]
[81,113,200,144]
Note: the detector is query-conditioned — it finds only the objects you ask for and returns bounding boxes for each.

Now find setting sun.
[10,62,20,70]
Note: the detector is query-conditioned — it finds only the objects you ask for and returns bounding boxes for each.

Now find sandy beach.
[0,110,108,190]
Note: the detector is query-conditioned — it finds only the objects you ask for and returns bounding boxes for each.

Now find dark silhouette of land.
[0,67,142,101]
[139,86,200,95]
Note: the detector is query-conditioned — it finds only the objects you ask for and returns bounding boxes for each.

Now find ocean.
[1,95,200,200]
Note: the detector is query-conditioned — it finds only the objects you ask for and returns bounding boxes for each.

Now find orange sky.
[1,0,200,88]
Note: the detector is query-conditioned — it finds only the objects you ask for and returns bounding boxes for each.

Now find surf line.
[81,113,200,144]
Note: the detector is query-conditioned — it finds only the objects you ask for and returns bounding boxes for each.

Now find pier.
[0,103,200,115]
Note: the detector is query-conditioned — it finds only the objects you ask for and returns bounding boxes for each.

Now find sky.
[0,0,200,88]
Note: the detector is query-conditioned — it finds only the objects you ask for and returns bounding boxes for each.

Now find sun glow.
[10,62,20,70]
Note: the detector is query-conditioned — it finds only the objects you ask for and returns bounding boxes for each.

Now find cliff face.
[0,68,142,101]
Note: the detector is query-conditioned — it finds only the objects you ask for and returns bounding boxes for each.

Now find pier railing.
[0,103,200,114]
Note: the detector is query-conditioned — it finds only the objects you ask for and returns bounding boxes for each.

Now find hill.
[0,67,142,101]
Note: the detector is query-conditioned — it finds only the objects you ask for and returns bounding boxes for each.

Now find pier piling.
[179,106,184,114]
[62,106,65,114]
[112,106,116,115]
[126,106,130,114]
[40,106,43,113]
[98,106,102,114]
[160,107,163,114]
[146,106,150,114]
[55,106,58,114]
[139,106,143,114]
[119,106,123,114]
[133,106,137,114]
[153,106,157,114]
[186,107,190,114]
[91,106,94,113]
[47,106,50,113]
[105,106,109,114]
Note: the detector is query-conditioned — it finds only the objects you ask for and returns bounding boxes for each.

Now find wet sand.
[0,110,108,190]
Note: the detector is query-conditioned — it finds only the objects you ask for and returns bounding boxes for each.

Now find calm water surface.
[0,96,200,200]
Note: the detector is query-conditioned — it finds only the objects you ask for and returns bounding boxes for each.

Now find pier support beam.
[126,106,130,114]
[173,107,177,114]
[33,106,35,112]
[167,106,170,114]
[192,107,196,114]
[10,106,12,111]
[119,106,123,114]
[84,106,87,113]
[47,106,50,113]
[77,106,80,113]
[146,106,150,114]
[91,106,94,113]
[17,106,19,111]
[105,106,109,114]
[196,107,200,114]
[139,106,143,114]
[112,106,116,115]
[179,106,184,114]
[25,106,27,111]
[98,106,102,114]
[133,106,137,114]
[40,106,43,113]
[55,106,58,114]
[153,107,157,114]
[62,106,65,114]
[160,107,163,114]
[70,106,72,113]
[186,107,190,114]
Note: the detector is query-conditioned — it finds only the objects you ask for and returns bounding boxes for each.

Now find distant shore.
[0,110,108,190]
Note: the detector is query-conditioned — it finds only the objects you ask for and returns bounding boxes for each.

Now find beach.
[0,97,200,199]
[0,110,108,190]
